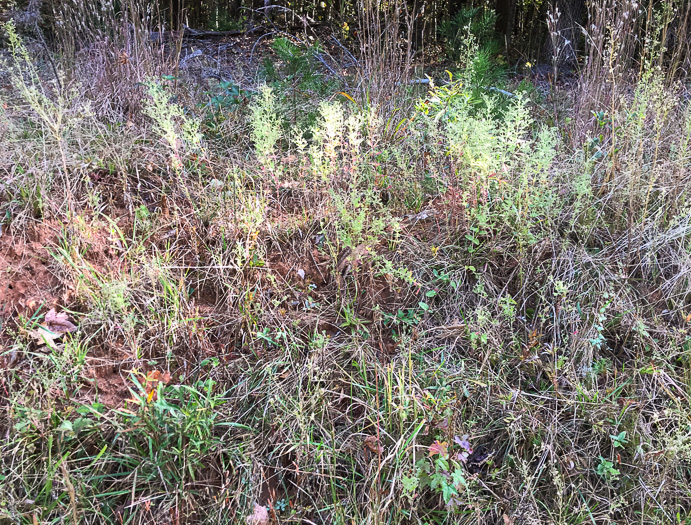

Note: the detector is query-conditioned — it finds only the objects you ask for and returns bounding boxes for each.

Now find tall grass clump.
[50,0,178,118]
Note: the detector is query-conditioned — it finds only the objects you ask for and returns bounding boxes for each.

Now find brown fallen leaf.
[45,308,78,333]
[434,417,449,430]
[29,326,64,349]
[29,309,78,349]
[502,514,514,525]
[246,503,269,525]
[364,435,383,454]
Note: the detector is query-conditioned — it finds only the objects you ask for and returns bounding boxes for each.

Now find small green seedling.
[596,456,620,482]
[611,431,628,448]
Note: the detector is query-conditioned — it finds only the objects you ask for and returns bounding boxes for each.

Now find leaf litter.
[29,308,78,349]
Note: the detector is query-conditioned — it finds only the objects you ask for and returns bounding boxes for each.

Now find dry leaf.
[435,417,449,430]
[29,309,78,349]
[364,435,383,454]
[45,308,78,333]
[502,514,514,525]
[429,440,448,457]
[246,503,269,525]
[29,326,63,349]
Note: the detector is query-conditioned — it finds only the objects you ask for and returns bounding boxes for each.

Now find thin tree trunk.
[496,0,516,52]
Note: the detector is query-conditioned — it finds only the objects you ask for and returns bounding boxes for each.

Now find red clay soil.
[82,363,134,409]
[0,223,64,321]
[0,220,132,408]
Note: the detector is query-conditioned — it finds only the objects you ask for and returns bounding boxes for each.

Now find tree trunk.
[228,0,242,17]
[412,0,426,50]
[495,0,516,52]
[169,0,183,31]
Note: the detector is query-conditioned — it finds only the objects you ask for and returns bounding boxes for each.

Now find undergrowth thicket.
[1,11,691,525]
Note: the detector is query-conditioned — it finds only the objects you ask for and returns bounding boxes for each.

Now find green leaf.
[58,420,73,432]
[441,481,458,503]
[451,469,467,488]
[465,234,480,245]
[610,431,627,447]
[72,417,93,432]
[401,475,419,494]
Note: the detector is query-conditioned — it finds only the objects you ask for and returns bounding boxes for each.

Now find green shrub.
[416,79,557,252]
[439,7,507,99]
[261,37,339,129]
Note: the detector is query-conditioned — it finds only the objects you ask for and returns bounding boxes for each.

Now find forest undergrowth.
[1,10,691,525]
